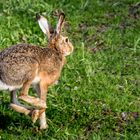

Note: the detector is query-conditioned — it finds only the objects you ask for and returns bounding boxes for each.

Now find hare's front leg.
[38,80,48,129]
[31,82,48,129]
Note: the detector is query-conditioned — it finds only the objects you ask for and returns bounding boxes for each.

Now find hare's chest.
[32,76,40,84]
[39,70,61,86]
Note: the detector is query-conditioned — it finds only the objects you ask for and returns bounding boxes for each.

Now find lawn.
[0,0,140,139]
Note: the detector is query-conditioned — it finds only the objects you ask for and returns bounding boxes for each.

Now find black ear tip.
[36,13,41,20]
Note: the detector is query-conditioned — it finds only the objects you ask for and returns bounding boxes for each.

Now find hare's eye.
[65,38,69,43]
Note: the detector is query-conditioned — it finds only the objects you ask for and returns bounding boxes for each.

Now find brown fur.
[0,13,73,129]
[0,44,64,86]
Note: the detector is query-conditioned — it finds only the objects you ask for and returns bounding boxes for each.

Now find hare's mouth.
[64,51,72,56]
[64,45,73,56]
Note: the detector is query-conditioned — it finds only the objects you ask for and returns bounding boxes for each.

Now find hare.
[0,12,73,129]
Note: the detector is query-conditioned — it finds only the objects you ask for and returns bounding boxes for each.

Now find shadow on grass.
[0,102,33,130]
[0,112,16,130]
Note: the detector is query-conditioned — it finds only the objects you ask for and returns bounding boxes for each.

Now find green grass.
[0,0,140,139]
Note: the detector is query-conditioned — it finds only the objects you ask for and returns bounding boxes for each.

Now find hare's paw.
[40,124,48,130]
[31,109,40,123]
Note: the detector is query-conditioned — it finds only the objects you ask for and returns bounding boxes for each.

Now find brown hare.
[0,13,73,129]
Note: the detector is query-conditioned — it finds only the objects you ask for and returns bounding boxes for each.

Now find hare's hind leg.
[17,64,46,108]
[19,79,46,109]
[10,90,40,122]
[19,95,46,108]
[10,103,40,123]
[10,90,31,108]
[10,90,20,105]
[10,90,31,115]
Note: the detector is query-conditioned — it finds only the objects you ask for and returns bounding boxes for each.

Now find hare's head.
[36,13,73,56]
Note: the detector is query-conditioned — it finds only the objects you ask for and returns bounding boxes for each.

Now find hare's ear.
[36,13,51,38]
[56,13,65,34]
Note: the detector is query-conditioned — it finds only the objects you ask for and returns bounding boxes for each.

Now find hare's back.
[0,44,42,88]
[0,44,42,59]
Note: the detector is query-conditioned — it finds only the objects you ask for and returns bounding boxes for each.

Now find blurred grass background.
[0,0,140,139]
